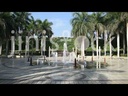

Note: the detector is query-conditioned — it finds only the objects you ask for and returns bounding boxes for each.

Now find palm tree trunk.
[109,33,112,58]
[41,38,43,56]
[32,41,34,56]
[25,38,29,57]
[96,31,99,59]
[5,39,9,57]
[25,44,27,57]
[11,36,15,56]
[81,36,85,58]
[127,23,128,57]
[104,30,107,56]
[19,36,22,58]
[117,32,120,58]
[91,36,94,61]
[0,41,2,55]
[123,33,125,55]
[44,36,46,56]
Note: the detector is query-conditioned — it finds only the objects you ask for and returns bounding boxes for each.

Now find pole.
[75,47,77,58]
[123,33,125,55]
[99,46,101,68]
[127,23,128,58]
[74,58,77,69]
[117,32,120,58]
[104,30,107,56]
[19,35,22,58]
[99,46,101,59]
[110,33,112,58]
[49,46,50,65]
[30,56,32,66]
[11,30,15,57]
[41,38,43,56]
[91,56,93,62]
[96,31,99,59]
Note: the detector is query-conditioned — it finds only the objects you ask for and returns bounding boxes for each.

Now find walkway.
[0,56,128,84]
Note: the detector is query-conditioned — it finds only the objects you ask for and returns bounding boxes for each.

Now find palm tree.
[88,12,105,59]
[85,14,97,61]
[116,12,128,55]
[1,12,16,57]
[104,12,128,57]
[25,18,53,56]
[24,15,37,56]
[43,19,53,38]
[12,12,31,57]
[36,19,53,56]
[71,12,89,58]
[0,12,32,57]
[0,12,6,55]
[12,12,31,31]
[0,12,54,57]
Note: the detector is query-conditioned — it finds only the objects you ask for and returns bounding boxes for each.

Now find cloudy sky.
[30,12,73,37]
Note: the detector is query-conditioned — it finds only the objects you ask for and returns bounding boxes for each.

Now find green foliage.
[0,12,54,56]
[86,47,92,51]
[51,37,75,52]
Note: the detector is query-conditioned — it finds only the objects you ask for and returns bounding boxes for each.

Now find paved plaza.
[0,56,128,84]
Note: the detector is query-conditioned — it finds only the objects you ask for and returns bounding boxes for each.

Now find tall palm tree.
[26,18,53,56]
[12,12,31,57]
[116,12,128,55]
[71,12,89,57]
[36,19,53,38]
[0,13,6,55]
[0,12,54,57]
[12,12,31,31]
[88,12,105,59]
[105,12,128,57]
[85,14,97,61]
[36,19,53,56]
[24,15,37,56]
[1,12,16,57]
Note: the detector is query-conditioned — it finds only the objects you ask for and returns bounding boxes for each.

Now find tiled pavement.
[0,56,128,84]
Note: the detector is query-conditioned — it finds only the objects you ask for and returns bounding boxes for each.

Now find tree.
[1,12,16,57]
[0,12,6,55]
[90,12,105,59]
[71,12,89,57]
[36,19,53,56]
[104,12,128,57]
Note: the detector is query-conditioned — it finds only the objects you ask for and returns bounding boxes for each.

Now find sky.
[30,12,73,37]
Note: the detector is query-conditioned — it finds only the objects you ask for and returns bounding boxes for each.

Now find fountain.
[35,36,89,69]
[63,42,67,64]
[55,52,58,66]
[47,47,58,66]
[69,48,76,63]
[69,52,73,62]
[47,42,76,67]
[96,46,101,69]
